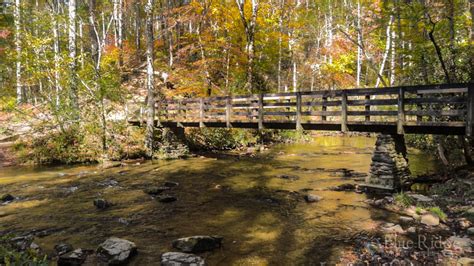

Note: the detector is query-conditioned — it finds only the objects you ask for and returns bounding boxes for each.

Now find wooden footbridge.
[130,83,474,135]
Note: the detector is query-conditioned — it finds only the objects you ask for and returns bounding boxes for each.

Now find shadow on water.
[0,136,438,265]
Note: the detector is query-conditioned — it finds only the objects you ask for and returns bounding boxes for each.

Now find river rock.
[55,243,74,256]
[172,236,223,252]
[304,194,323,203]
[161,252,205,266]
[278,174,300,181]
[96,237,137,264]
[1,194,14,202]
[457,257,474,265]
[157,195,177,203]
[399,216,414,224]
[407,193,433,204]
[331,183,355,191]
[381,223,405,234]
[446,236,473,254]
[164,181,179,188]
[93,198,112,209]
[467,227,474,235]
[457,218,472,229]
[58,248,88,266]
[421,213,440,226]
[144,186,170,195]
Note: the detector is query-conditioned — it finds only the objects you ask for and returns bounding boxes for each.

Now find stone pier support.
[364,134,410,191]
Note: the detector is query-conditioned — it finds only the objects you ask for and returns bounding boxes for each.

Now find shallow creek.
[0,136,439,265]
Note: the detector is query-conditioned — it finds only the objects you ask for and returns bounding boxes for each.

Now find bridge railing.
[152,83,474,135]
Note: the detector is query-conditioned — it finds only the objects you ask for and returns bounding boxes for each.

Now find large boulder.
[172,236,223,253]
[96,237,137,264]
[161,252,205,266]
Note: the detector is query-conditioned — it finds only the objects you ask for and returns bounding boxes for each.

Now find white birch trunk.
[376,15,393,88]
[68,0,78,114]
[145,0,156,157]
[14,0,22,104]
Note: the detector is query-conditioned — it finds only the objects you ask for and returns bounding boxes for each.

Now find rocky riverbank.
[340,167,474,264]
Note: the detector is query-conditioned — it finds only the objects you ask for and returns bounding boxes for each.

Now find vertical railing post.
[416,93,423,122]
[296,91,302,131]
[365,94,370,122]
[341,91,348,132]
[258,93,264,130]
[199,98,204,128]
[467,84,474,136]
[397,87,405,135]
[322,95,327,121]
[226,96,232,128]
[177,99,182,127]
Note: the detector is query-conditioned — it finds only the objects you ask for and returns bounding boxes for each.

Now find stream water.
[0,136,439,265]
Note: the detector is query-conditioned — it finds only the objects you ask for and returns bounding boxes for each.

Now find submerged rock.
[157,195,177,203]
[172,235,223,252]
[144,186,170,195]
[161,252,205,266]
[330,183,356,191]
[96,237,137,264]
[278,174,300,181]
[55,243,74,256]
[58,248,88,266]
[164,181,179,188]
[93,199,113,209]
[304,194,323,203]
[1,194,14,202]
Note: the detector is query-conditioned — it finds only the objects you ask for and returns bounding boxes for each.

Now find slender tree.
[145,0,155,157]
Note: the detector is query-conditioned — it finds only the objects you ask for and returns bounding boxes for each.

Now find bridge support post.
[341,91,348,132]
[467,84,474,136]
[258,94,264,130]
[362,134,410,192]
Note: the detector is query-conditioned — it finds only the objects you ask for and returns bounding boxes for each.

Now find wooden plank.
[341,91,348,132]
[258,94,264,130]
[301,111,341,116]
[296,92,302,131]
[347,111,398,116]
[302,100,341,107]
[347,98,397,106]
[405,96,466,104]
[264,111,297,116]
[264,102,297,107]
[467,84,474,136]
[405,110,465,117]
[398,87,405,134]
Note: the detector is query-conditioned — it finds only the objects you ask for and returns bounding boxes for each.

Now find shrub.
[394,192,414,208]
[0,235,48,266]
[429,206,447,220]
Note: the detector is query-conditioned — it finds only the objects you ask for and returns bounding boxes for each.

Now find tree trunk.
[145,0,156,158]
[52,0,61,107]
[68,0,79,117]
[14,0,22,104]
[376,15,393,88]
[356,0,362,87]
[235,0,258,93]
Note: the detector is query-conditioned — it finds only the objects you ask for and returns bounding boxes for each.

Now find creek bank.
[345,167,474,264]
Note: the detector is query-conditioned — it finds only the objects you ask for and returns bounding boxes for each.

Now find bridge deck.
[129,83,474,135]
